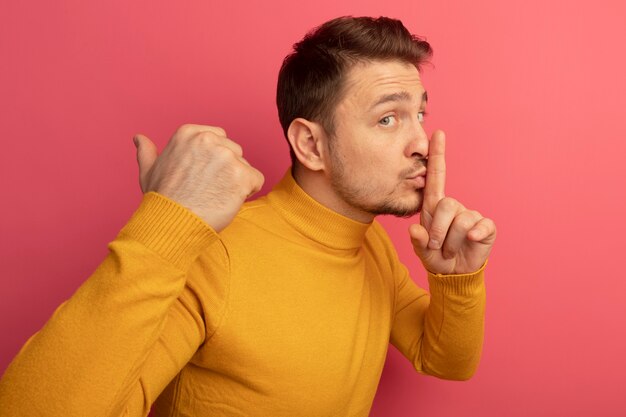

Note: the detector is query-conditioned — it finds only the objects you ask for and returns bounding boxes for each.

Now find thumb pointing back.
[133,134,158,193]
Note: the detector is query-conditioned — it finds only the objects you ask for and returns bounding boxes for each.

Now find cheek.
[360,147,398,175]
[350,154,385,183]
[347,149,398,189]
[333,124,395,174]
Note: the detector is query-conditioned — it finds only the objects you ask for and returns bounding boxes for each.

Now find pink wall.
[2,1,625,416]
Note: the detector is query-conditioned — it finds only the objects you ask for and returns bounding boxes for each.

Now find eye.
[418,110,428,123]
[379,115,396,126]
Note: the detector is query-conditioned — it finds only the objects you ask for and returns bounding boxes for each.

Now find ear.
[286,118,328,171]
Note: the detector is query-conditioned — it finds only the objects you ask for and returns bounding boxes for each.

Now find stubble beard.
[329,150,423,219]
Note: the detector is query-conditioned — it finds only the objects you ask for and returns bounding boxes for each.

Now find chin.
[392,205,422,218]
[368,198,422,218]
[390,194,423,218]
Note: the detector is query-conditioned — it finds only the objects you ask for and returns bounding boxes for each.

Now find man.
[0,16,496,417]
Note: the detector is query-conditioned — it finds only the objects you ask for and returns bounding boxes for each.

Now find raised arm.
[0,124,264,416]
[391,130,496,380]
[390,259,487,380]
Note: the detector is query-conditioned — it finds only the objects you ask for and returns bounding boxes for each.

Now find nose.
[404,117,429,162]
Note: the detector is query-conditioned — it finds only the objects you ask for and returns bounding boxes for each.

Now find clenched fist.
[133,124,265,232]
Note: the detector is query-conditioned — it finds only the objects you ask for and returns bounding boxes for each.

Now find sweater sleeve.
[383,230,487,380]
[0,192,230,417]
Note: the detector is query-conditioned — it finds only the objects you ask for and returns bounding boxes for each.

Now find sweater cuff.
[117,192,219,271]
[426,259,488,296]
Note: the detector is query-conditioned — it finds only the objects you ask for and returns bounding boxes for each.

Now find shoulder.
[236,196,271,219]
[218,195,288,244]
[230,195,278,229]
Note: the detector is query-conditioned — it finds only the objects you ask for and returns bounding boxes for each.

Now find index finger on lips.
[424,130,446,210]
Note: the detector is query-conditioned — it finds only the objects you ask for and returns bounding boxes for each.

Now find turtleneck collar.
[266,168,373,250]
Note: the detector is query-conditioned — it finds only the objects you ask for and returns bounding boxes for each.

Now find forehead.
[339,60,425,108]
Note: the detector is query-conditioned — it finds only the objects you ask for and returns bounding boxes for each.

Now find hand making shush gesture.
[409,130,496,275]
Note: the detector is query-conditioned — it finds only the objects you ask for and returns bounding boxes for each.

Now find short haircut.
[276,16,433,164]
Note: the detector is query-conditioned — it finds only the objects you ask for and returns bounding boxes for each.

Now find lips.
[405,171,426,188]
[406,169,426,179]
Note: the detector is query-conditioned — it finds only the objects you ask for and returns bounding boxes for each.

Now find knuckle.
[232,164,248,181]
[430,163,446,174]
[197,131,218,144]
[213,144,234,160]
[456,215,475,231]
[212,126,227,137]
[228,140,243,156]
[439,197,457,209]
[176,124,193,137]
[429,224,446,240]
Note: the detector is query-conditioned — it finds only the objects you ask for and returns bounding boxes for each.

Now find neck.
[291,164,375,224]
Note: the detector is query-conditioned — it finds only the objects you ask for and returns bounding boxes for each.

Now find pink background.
[1,1,625,416]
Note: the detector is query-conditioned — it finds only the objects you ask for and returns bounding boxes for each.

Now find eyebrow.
[370,90,428,111]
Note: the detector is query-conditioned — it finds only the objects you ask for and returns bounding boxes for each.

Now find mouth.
[406,168,426,178]
[405,158,428,180]
[405,170,426,188]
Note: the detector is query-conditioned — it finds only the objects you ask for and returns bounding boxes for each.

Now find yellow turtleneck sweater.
[0,169,487,417]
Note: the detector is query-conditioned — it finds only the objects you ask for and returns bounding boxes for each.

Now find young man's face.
[325,59,430,219]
